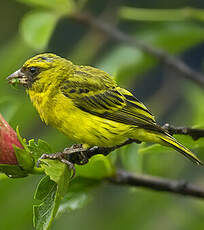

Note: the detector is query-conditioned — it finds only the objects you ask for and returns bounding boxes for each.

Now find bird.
[7,53,202,165]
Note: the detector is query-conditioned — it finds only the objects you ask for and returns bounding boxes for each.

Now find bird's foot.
[63,145,89,165]
[37,144,92,178]
[37,152,76,179]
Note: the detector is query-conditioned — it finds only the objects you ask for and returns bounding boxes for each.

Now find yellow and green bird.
[7,53,202,165]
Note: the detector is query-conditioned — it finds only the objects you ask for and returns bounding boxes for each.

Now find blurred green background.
[1,0,204,229]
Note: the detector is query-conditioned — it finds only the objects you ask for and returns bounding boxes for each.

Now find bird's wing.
[61,75,164,133]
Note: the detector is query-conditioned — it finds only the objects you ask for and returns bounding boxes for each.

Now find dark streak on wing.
[69,89,76,93]
[123,94,140,102]
[103,127,118,135]
[104,92,123,106]
[114,90,123,96]
[126,100,153,116]
[83,96,98,108]
[93,128,109,140]
[77,104,164,133]
[61,83,164,133]
[106,97,122,106]
[100,134,109,140]
[90,96,109,110]
[106,91,124,103]
[124,94,153,116]
[122,108,155,124]
[96,94,113,107]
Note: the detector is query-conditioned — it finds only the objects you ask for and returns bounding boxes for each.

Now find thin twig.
[163,123,204,140]
[72,13,204,87]
[65,139,140,164]
[110,170,204,199]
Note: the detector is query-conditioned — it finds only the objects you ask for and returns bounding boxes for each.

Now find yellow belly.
[53,94,131,147]
[29,91,130,147]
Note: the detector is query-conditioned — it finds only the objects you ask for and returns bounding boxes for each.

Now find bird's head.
[7,53,73,90]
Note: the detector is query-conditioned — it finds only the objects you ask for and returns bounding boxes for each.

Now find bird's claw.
[60,158,76,179]
[37,152,76,179]
[36,153,49,167]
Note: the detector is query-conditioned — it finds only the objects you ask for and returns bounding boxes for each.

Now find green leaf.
[40,159,70,195]
[0,174,9,180]
[17,0,75,14]
[14,127,34,171]
[0,164,28,178]
[119,7,204,22]
[57,177,100,217]
[33,159,70,230]
[76,154,115,179]
[14,146,34,171]
[16,126,28,150]
[28,139,53,163]
[33,176,58,230]
[138,143,168,155]
[120,143,144,173]
[20,11,59,50]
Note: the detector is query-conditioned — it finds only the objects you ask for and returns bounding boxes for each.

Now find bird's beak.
[7,69,27,86]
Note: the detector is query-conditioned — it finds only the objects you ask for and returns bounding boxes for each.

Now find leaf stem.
[30,167,44,175]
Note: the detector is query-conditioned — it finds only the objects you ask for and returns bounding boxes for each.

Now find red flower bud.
[0,114,23,164]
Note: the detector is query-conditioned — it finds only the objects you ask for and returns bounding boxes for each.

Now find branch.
[163,123,204,140]
[62,139,140,165]
[72,13,204,87]
[110,170,204,199]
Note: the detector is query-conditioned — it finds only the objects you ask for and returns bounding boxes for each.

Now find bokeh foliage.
[0,0,204,229]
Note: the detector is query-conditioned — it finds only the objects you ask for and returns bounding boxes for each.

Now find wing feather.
[60,66,164,133]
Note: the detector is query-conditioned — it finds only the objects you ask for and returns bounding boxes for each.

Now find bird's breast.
[27,89,54,124]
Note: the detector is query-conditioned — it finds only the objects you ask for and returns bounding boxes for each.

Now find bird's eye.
[29,67,38,75]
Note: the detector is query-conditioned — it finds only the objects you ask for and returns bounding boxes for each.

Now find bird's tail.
[159,133,202,165]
